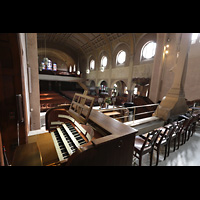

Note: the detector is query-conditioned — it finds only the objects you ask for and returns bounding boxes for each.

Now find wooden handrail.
[95,103,158,121]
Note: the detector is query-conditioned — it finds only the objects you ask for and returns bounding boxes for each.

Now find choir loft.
[0,33,200,166]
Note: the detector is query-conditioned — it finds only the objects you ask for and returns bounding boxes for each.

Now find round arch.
[97,79,108,87]
[98,50,110,70]
[111,80,127,96]
[90,80,96,87]
[87,55,96,71]
[112,42,131,68]
[38,48,75,70]
[134,33,157,65]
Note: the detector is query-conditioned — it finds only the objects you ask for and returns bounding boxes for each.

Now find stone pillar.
[149,33,168,103]
[26,33,41,130]
[153,33,192,121]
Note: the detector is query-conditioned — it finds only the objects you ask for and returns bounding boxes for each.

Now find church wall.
[85,33,155,93]
[157,33,200,102]
[185,43,200,101]
[132,63,153,78]
[157,33,176,101]
[36,33,200,104]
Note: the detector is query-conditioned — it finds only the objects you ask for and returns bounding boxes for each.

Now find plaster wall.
[185,43,200,101]
[157,34,200,102]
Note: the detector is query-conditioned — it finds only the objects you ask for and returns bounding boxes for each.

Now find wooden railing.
[95,103,159,122]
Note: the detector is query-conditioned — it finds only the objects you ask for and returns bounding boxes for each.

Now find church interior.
[0,33,200,166]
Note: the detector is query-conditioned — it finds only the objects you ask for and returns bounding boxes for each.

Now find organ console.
[13,93,138,166]
[50,115,92,162]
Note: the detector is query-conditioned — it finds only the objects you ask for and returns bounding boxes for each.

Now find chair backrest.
[141,130,160,151]
[156,126,173,145]
[179,115,197,135]
[186,114,199,135]
[149,130,160,147]
[166,124,177,139]
[175,119,187,135]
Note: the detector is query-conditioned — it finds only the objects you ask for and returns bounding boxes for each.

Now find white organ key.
[74,120,91,142]
[58,114,90,142]
[50,131,64,161]
[74,120,86,135]
[62,124,80,149]
[58,114,75,123]
[57,127,73,156]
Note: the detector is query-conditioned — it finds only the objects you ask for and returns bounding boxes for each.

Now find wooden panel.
[66,133,135,166]
[124,116,164,136]
[12,143,42,166]
[0,33,26,163]
[28,132,59,165]
[89,109,137,136]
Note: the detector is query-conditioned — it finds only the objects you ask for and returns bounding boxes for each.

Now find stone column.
[149,33,168,103]
[26,33,41,130]
[153,33,192,121]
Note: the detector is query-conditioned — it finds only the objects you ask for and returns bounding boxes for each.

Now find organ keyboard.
[50,115,91,162]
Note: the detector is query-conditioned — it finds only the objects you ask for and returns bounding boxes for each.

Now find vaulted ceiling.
[37,33,131,56]
[37,33,145,73]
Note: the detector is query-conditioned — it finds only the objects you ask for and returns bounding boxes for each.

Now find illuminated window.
[134,87,138,95]
[101,56,108,67]
[116,50,126,65]
[141,41,156,61]
[191,33,199,44]
[90,59,95,70]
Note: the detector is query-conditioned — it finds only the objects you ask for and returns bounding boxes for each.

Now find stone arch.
[112,42,131,68]
[111,80,127,96]
[97,79,108,87]
[98,49,110,70]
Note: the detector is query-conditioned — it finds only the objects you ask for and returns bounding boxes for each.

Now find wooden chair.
[153,125,175,166]
[133,130,160,166]
[176,117,192,149]
[185,114,199,141]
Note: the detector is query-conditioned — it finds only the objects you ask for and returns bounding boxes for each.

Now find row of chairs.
[133,113,199,166]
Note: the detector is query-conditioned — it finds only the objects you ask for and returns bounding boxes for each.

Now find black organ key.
[65,123,87,145]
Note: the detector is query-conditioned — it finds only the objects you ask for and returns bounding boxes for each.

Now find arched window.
[100,55,108,72]
[101,56,108,67]
[116,50,126,65]
[90,59,95,70]
[191,33,199,44]
[141,41,156,61]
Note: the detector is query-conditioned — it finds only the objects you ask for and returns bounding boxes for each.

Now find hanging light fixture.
[100,66,105,72]
[86,69,90,74]
[39,33,50,71]
[77,56,81,75]
[69,65,72,73]
[43,34,49,65]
